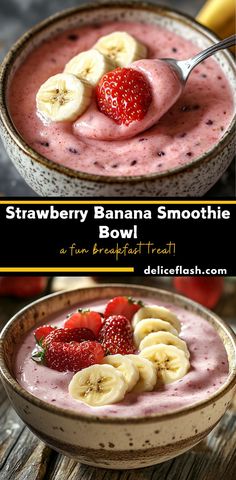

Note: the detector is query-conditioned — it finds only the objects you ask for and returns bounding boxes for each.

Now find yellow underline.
[0,201,235,205]
[0,267,134,273]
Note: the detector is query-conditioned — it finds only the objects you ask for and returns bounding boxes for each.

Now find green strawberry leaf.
[31,347,45,363]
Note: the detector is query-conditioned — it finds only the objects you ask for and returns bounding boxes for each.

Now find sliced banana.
[134,318,178,348]
[126,354,157,393]
[94,31,147,67]
[36,73,92,122]
[69,364,127,407]
[140,344,190,385]
[132,305,181,333]
[103,354,139,392]
[64,49,114,86]
[139,332,190,358]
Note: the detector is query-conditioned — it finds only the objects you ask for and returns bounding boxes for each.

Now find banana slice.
[69,364,127,407]
[134,318,178,348]
[132,305,181,333]
[139,332,190,358]
[126,354,157,393]
[36,73,92,122]
[103,354,139,392]
[94,31,147,67]
[64,49,114,86]
[140,344,190,384]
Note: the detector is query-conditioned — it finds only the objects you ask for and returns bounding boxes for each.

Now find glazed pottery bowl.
[0,2,235,197]
[0,284,236,469]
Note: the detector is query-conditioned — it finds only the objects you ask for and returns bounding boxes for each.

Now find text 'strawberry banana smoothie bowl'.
[15,294,229,417]
[8,18,234,179]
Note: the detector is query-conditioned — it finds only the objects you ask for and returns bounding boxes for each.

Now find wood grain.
[0,375,235,479]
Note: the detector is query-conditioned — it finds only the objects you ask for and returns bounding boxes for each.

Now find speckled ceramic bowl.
[0,2,235,197]
[0,284,236,469]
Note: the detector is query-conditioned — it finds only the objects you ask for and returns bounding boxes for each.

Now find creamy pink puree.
[74,60,182,140]
[8,22,234,176]
[14,298,229,418]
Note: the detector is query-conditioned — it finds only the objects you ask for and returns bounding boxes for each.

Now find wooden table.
[0,283,235,480]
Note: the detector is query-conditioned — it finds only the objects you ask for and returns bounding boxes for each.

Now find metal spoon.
[162,34,236,84]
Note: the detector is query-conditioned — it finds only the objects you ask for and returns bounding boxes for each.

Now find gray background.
[0,0,235,196]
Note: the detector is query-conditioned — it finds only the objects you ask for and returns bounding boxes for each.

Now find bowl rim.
[0,283,236,425]
[0,1,235,185]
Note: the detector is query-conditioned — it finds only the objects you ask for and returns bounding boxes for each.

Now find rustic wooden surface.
[0,280,235,480]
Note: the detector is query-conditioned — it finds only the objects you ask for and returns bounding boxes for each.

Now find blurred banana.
[197,0,235,41]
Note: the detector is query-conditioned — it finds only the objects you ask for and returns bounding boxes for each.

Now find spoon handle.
[180,34,236,80]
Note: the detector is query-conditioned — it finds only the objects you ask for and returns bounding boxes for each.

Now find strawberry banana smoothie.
[14,296,229,418]
[8,22,234,177]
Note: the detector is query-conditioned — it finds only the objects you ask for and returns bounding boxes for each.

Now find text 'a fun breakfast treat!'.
[14,295,229,415]
[8,22,234,177]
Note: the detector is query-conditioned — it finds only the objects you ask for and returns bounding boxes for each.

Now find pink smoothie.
[14,297,229,418]
[8,22,234,177]
[74,59,183,141]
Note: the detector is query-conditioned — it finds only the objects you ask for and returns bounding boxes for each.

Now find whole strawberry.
[98,315,136,355]
[173,277,224,309]
[45,340,104,372]
[96,67,152,126]
[0,276,47,298]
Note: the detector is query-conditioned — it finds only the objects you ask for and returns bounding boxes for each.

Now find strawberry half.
[104,296,143,322]
[96,67,152,126]
[32,327,101,372]
[98,315,136,355]
[34,325,56,344]
[42,327,95,348]
[45,340,104,372]
[64,309,102,336]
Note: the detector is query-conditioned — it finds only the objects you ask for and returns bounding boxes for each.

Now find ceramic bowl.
[0,2,235,197]
[0,284,236,469]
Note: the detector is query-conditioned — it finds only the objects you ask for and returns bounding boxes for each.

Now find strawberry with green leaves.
[34,325,56,344]
[32,326,103,372]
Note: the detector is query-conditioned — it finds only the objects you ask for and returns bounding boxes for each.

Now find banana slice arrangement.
[132,305,181,332]
[139,331,190,358]
[104,354,139,392]
[64,48,115,87]
[36,32,147,122]
[69,304,190,407]
[140,344,189,385]
[94,31,147,67]
[36,73,92,122]
[69,364,127,407]
[133,318,179,347]
[126,354,157,393]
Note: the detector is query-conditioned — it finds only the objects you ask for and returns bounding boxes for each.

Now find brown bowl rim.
[0,1,235,185]
[0,283,235,425]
